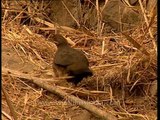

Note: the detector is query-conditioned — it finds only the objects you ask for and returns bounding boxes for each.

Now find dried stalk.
[2,86,18,120]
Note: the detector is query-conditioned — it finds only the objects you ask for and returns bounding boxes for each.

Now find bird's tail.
[84,69,93,76]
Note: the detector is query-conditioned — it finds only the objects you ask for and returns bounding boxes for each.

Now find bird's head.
[49,34,69,47]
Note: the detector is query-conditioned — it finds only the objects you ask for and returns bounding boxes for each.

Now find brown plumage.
[51,34,93,85]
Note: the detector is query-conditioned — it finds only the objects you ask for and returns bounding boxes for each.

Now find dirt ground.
[2,27,157,120]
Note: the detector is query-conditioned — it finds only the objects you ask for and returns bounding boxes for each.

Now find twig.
[61,1,80,27]
[2,67,117,120]
[138,0,157,53]
[33,17,81,33]
[113,111,149,120]
[2,110,13,120]
[101,0,109,12]
[91,63,124,70]
[121,32,150,56]
[2,86,18,120]
[96,0,102,36]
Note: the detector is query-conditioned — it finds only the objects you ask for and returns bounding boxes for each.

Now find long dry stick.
[61,1,80,27]
[138,0,157,53]
[2,110,13,120]
[2,86,18,120]
[121,32,150,56]
[2,67,117,120]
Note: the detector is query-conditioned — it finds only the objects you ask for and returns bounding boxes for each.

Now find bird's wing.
[54,51,76,66]
[54,47,89,66]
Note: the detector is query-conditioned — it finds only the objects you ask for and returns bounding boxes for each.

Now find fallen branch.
[2,86,18,120]
[2,67,107,96]
[2,67,117,120]
[34,17,81,33]
[2,110,13,120]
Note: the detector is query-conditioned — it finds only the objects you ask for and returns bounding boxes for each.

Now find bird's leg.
[52,63,61,77]
[52,63,69,78]
[67,78,78,87]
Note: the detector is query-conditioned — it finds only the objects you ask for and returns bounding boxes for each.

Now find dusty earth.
[2,34,157,120]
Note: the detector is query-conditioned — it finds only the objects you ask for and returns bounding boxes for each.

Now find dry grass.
[2,0,157,120]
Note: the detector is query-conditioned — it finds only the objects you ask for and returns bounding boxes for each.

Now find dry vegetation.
[2,0,157,120]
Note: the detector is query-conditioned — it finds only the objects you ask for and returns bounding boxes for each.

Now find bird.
[50,34,93,85]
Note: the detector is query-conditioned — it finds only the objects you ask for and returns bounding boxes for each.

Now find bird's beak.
[54,41,59,45]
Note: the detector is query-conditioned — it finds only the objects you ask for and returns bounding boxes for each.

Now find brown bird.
[51,34,93,85]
